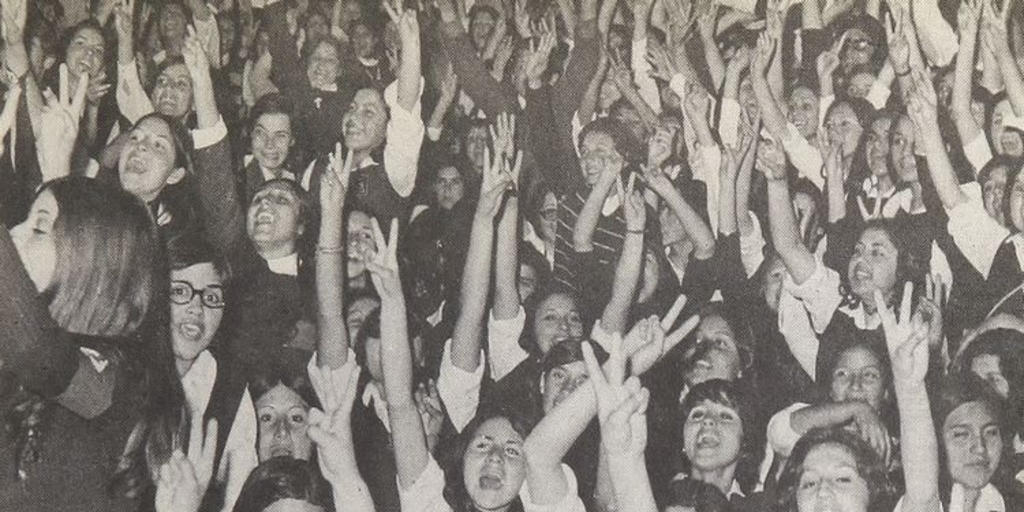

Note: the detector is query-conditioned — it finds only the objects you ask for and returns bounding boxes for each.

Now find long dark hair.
[232,457,332,512]
[678,379,762,494]
[439,408,530,512]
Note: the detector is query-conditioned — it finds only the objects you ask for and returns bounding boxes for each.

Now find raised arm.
[760,139,817,284]
[450,145,518,371]
[367,219,430,488]
[907,68,969,210]
[316,145,353,369]
[982,0,1024,115]
[877,284,941,512]
[750,31,789,144]
[697,6,726,91]
[953,0,986,167]
[182,26,219,130]
[572,164,618,252]
[492,115,523,322]
[436,0,516,118]
[600,175,646,335]
[113,0,154,126]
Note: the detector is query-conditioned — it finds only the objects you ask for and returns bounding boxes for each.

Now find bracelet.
[626,228,645,234]
[895,67,911,77]
[317,245,345,254]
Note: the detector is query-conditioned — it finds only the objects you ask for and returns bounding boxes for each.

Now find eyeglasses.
[170,281,226,309]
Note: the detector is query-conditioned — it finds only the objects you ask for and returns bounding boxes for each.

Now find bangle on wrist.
[626,227,645,234]
[317,245,344,254]
[895,67,911,76]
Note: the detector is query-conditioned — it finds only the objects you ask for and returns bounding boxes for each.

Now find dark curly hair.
[439,408,531,512]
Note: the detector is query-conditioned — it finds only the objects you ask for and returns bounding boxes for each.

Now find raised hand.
[414,380,445,451]
[154,419,219,512]
[182,25,211,77]
[365,217,403,302]
[321,143,354,214]
[917,273,946,351]
[876,283,931,386]
[583,336,650,458]
[489,112,516,163]
[817,32,845,82]
[1,0,26,44]
[86,69,112,105]
[524,22,556,88]
[624,295,699,375]
[37,64,88,182]
[958,0,981,36]
[755,138,787,181]
[514,0,532,37]
[856,195,884,220]
[383,0,420,46]
[307,359,362,484]
[885,10,910,74]
[114,0,135,43]
[751,30,776,76]
[475,146,522,219]
[851,403,892,466]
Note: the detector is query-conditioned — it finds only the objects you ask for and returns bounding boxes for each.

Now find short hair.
[250,93,294,132]
[247,348,320,410]
[540,338,608,377]
[679,379,761,491]
[252,178,319,247]
[232,457,332,512]
[776,427,893,512]
[439,407,530,512]
[61,19,105,60]
[45,177,160,338]
[578,116,644,170]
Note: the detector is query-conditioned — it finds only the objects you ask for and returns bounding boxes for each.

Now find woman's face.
[788,86,819,139]
[532,293,584,354]
[889,116,917,183]
[433,166,464,210]
[1008,170,1024,231]
[469,10,496,50]
[538,192,558,243]
[830,346,887,410]
[305,13,330,45]
[579,131,624,187]
[683,315,742,387]
[65,26,105,82]
[170,262,224,367]
[825,102,863,158]
[152,63,194,120]
[970,354,1011,398]
[343,89,388,152]
[847,227,899,303]
[841,28,875,70]
[257,384,313,461]
[252,113,294,171]
[518,263,538,303]
[160,4,189,43]
[865,117,892,178]
[247,183,303,253]
[119,117,185,203]
[682,400,743,473]
[599,77,622,112]
[10,190,59,292]
[307,41,341,91]
[943,401,1003,490]
[991,99,1024,157]
[463,417,528,510]
[982,165,1009,226]
[542,361,589,413]
[796,443,871,512]
[345,296,379,341]
[352,23,377,59]
[346,211,376,278]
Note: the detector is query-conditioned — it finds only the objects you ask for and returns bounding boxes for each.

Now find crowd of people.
[0,0,1023,510]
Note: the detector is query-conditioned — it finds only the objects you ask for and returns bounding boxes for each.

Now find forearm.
[952,35,978,135]
[735,161,755,235]
[700,33,726,91]
[827,163,846,223]
[920,123,969,208]
[380,298,429,486]
[602,231,643,334]
[752,74,789,141]
[606,454,657,512]
[790,401,862,434]
[523,377,597,503]
[440,23,515,118]
[396,32,422,112]
[767,179,817,283]
[316,211,349,368]
[573,182,613,251]
[663,187,716,259]
[803,0,823,30]
[330,466,375,512]
[981,44,1005,93]
[895,383,941,512]
[557,0,577,37]
[719,174,738,236]
[493,197,521,320]
[451,214,495,370]
[995,49,1024,115]
[190,70,220,130]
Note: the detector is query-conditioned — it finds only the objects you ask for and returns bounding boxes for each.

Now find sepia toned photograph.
[0,0,1019,510]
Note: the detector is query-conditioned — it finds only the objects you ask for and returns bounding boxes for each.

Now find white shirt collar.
[266,252,299,276]
[950,483,1004,512]
[181,350,217,419]
[840,302,881,330]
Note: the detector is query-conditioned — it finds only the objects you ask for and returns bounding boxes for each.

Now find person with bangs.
[236,93,304,205]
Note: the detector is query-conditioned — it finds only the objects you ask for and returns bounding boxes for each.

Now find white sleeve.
[487,306,529,382]
[946,181,1010,278]
[631,38,662,114]
[116,60,155,125]
[963,132,994,174]
[383,79,425,198]
[436,339,485,433]
[767,402,810,458]
[220,387,259,512]
[192,116,229,149]
[718,97,742,148]
[777,289,820,379]
[782,256,843,334]
[781,123,825,192]
[739,210,766,278]
[519,464,587,512]
[398,456,454,512]
[865,81,891,110]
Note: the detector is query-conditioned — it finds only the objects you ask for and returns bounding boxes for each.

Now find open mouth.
[177,321,204,341]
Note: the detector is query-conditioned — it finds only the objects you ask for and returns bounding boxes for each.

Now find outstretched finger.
[70,72,89,117]
[387,217,399,264]
[59,63,69,107]
[370,217,387,260]
[664,314,700,352]
[899,281,914,326]
[661,294,688,331]
[197,419,218,478]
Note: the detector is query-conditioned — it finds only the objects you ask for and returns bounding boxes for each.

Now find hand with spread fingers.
[154,419,219,512]
[37,64,89,182]
[365,217,403,304]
